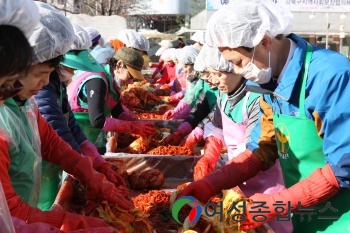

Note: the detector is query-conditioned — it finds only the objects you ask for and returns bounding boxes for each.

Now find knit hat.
[113,47,144,81]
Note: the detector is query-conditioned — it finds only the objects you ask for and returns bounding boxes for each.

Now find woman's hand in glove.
[73,157,133,210]
[131,121,156,136]
[193,136,222,180]
[163,110,175,120]
[80,140,127,188]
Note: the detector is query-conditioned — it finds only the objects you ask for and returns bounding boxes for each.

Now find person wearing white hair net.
[0,2,132,232]
[35,23,127,212]
[163,46,219,129]
[190,31,206,50]
[117,29,151,69]
[192,45,288,233]
[151,39,174,80]
[0,0,66,232]
[84,26,104,50]
[163,45,219,148]
[152,48,177,86]
[166,46,200,102]
[180,0,350,232]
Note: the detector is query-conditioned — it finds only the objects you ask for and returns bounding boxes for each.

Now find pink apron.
[221,92,292,232]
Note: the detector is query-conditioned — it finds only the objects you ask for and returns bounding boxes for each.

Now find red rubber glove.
[240,164,340,230]
[193,136,223,180]
[72,156,133,210]
[27,208,113,232]
[80,140,127,188]
[103,117,156,137]
[163,122,193,145]
[180,126,204,150]
[179,150,261,204]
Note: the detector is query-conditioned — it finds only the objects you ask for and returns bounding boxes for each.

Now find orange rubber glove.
[102,117,156,137]
[72,156,133,210]
[179,150,261,204]
[193,136,223,180]
[240,164,340,230]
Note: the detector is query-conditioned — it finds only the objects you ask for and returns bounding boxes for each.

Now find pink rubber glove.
[72,156,133,210]
[103,117,156,136]
[117,105,137,121]
[173,104,192,119]
[80,140,127,188]
[168,91,185,103]
[240,164,340,230]
[179,150,261,204]
[162,110,175,120]
[12,217,61,233]
[193,136,223,181]
[163,100,189,120]
[180,126,204,150]
[163,122,193,145]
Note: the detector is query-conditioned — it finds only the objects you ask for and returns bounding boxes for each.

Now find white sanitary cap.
[90,45,115,65]
[160,48,176,62]
[0,0,40,38]
[117,29,150,51]
[175,46,200,65]
[71,24,92,50]
[191,31,206,45]
[29,2,74,64]
[205,0,294,48]
[84,27,101,44]
[199,44,234,73]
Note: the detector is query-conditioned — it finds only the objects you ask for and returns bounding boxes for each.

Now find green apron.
[38,83,68,211]
[274,43,350,232]
[0,98,42,207]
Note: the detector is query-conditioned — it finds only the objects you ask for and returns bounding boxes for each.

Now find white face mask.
[237,47,272,84]
[113,70,123,88]
[59,67,74,82]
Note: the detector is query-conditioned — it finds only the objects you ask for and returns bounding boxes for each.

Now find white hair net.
[191,31,206,45]
[160,48,176,62]
[206,0,294,48]
[84,27,101,44]
[170,48,180,62]
[29,2,74,64]
[176,46,199,65]
[199,44,234,72]
[90,45,114,65]
[117,29,150,51]
[159,40,173,48]
[0,0,40,38]
[71,24,92,50]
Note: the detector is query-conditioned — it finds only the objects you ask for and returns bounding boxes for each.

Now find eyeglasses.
[0,80,24,100]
